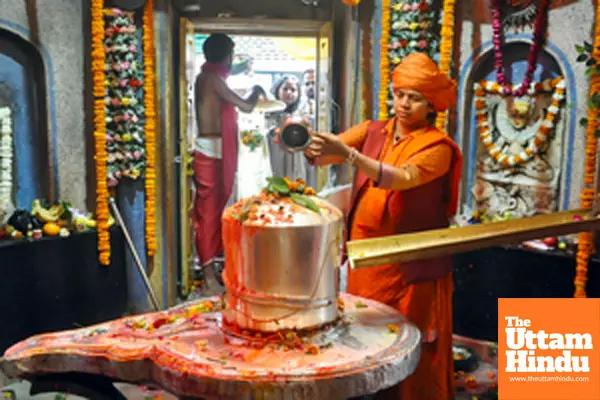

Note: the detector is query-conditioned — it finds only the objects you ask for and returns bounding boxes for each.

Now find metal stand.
[108,197,160,312]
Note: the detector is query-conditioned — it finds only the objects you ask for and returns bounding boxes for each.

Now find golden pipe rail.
[346,208,600,269]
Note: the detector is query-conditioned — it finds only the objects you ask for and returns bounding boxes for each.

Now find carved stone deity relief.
[470,52,566,218]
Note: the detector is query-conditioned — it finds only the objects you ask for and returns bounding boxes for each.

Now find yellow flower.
[121,97,131,106]
[409,22,419,31]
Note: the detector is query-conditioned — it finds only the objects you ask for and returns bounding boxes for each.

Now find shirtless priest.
[193,33,264,271]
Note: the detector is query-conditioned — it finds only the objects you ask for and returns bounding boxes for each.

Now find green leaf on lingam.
[576,44,585,54]
[237,202,253,223]
[290,193,321,215]
[266,177,290,195]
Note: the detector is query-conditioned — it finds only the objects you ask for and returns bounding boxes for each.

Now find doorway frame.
[176,17,334,298]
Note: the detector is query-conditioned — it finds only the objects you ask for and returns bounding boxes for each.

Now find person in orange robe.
[305,53,463,400]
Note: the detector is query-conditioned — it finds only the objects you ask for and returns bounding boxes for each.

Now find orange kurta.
[317,119,461,400]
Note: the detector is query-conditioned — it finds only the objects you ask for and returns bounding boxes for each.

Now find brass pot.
[278,116,312,152]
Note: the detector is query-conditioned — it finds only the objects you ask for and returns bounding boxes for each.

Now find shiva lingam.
[1,180,422,400]
[221,178,344,332]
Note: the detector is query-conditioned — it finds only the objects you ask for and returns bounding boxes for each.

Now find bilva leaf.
[290,193,321,214]
[266,177,290,195]
[576,44,585,54]
[577,53,589,63]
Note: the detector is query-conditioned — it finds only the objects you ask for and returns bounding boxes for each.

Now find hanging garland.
[104,9,146,187]
[0,107,13,222]
[435,0,457,129]
[91,0,111,266]
[473,77,566,166]
[491,0,550,96]
[572,6,600,298]
[143,0,157,257]
[380,0,440,119]
[378,0,391,120]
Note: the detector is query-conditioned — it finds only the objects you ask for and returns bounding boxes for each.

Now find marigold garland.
[142,0,157,257]
[574,3,600,298]
[473,77,566,166]
[435,0,456,129]
[91,0,111,265]
[378,0,391,120]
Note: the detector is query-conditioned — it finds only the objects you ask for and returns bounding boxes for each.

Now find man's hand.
[251,85,266,100]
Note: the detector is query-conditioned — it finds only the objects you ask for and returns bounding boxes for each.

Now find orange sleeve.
[386,143,453,191]
[313,121,371,166]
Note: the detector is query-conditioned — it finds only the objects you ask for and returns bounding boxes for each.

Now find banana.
[82,215,113,229]
[32,200,59,223]
[48,204,64,218]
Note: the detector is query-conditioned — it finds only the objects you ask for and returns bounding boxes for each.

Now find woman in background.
[266,75,311,182]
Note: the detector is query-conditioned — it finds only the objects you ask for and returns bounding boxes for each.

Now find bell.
[279,116,311,152]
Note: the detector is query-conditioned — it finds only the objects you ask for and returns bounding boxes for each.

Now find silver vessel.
[223,199,344,332]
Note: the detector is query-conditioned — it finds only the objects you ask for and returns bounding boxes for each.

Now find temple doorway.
[177,19,333,297]
[194,33,318,201]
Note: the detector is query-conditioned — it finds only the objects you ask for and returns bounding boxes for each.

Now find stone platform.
[1,294,421,400]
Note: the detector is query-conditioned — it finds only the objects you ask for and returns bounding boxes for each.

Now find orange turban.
[392,52,457,112]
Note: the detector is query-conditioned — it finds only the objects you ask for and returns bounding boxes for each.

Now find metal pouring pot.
[278,116,312,153]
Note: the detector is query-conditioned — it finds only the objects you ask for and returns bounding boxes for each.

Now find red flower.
[130,78,142,87]
[152,317,168,329]
[400,40,408,47]
[419,3,429,11]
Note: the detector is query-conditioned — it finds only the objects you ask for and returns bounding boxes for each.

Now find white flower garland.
[473,77,566,166]
[0,106,13,223]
